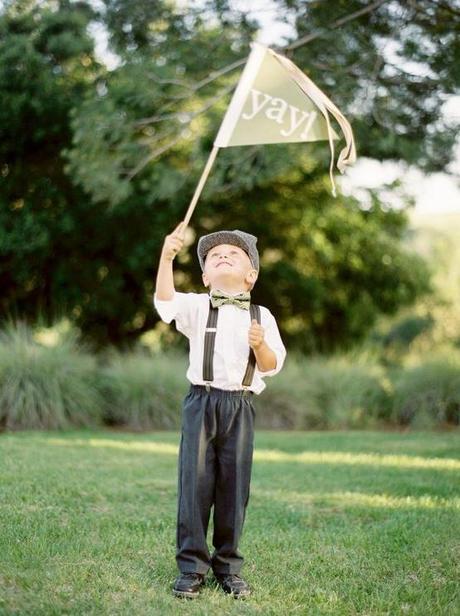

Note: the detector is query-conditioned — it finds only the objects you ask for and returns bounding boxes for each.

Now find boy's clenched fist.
[162,221,186,261]
[248,319,265,350]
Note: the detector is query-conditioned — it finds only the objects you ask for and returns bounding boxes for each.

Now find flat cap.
[197,229,259,272]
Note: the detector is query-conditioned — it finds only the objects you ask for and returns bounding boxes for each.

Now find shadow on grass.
[44,436,460,471]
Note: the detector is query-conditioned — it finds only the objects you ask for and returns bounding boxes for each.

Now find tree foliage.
[1,0,458,350]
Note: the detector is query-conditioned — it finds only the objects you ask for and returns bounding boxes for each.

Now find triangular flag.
[181,43,357,226]
[214,42,356,195]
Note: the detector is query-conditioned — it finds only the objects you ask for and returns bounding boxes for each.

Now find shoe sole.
[172,589,201,599]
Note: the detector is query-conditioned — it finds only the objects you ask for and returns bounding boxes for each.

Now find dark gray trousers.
[176,384,255,575]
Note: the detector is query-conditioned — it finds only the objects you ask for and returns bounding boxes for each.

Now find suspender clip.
[205,383,211,392]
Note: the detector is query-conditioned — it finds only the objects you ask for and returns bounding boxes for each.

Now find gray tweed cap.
[197,230,259,271]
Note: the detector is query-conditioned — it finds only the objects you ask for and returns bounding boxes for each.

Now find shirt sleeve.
[256,307,287,378]
[153,291,200,339]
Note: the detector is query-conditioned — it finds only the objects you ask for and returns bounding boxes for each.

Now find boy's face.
[202,243,258,291]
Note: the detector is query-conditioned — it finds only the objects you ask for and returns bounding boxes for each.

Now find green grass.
[1,429,459,615]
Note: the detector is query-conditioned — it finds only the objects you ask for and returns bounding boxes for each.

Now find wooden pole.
[182,145,220,227]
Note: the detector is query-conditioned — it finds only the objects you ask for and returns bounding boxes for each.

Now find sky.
[240,0,460,216]
[342,153,460,216]
[90,0,460,216]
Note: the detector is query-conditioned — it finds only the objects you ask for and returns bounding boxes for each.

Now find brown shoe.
[215,573,251,598]
[172,572,205,598]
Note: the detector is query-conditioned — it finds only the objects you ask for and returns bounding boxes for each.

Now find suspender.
[203,302,218,383]
[202,300,261,389]
[242,303,261,387]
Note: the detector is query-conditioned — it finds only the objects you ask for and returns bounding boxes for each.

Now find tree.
[0,1,100,331]
[2,0,456,350]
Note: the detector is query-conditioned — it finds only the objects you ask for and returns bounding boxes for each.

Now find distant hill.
[403,210,460,349]
[369,209,460,350]
[410,209,460,233]
[407,211,460,301]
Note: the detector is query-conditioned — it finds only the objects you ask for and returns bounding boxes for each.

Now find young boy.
[154,222,286,599]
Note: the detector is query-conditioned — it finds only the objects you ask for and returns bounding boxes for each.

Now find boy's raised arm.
[155,222,186,301]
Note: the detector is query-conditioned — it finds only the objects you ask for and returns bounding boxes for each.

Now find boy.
[154,222,286,599]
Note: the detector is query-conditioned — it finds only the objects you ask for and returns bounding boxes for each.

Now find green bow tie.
[210,290,251,310]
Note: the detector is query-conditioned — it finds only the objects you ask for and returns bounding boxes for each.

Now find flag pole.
[180,44,262,228]
[182,145,220,227]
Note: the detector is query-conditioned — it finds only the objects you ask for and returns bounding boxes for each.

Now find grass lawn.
[1,429,459,615]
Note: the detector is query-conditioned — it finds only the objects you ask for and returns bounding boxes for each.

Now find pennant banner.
[182,43,357,226]
[214,42,356,195]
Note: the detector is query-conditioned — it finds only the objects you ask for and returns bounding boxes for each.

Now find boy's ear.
[246,269,258,286]
[202,272,209,287]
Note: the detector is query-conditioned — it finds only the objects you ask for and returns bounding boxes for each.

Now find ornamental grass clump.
[297,357,390,429]
[0,322,103,430]
[392,350,460,427]
[101,350,188,430]
[260,352,390,429]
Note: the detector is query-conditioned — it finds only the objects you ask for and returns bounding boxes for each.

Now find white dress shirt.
[153,291,287,394]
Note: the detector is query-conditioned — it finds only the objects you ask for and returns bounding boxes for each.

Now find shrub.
[258,352,390,429]
[392,350,460,427]
[100,350,188,430]
[0,322,103,429]
[2,320,459,432]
